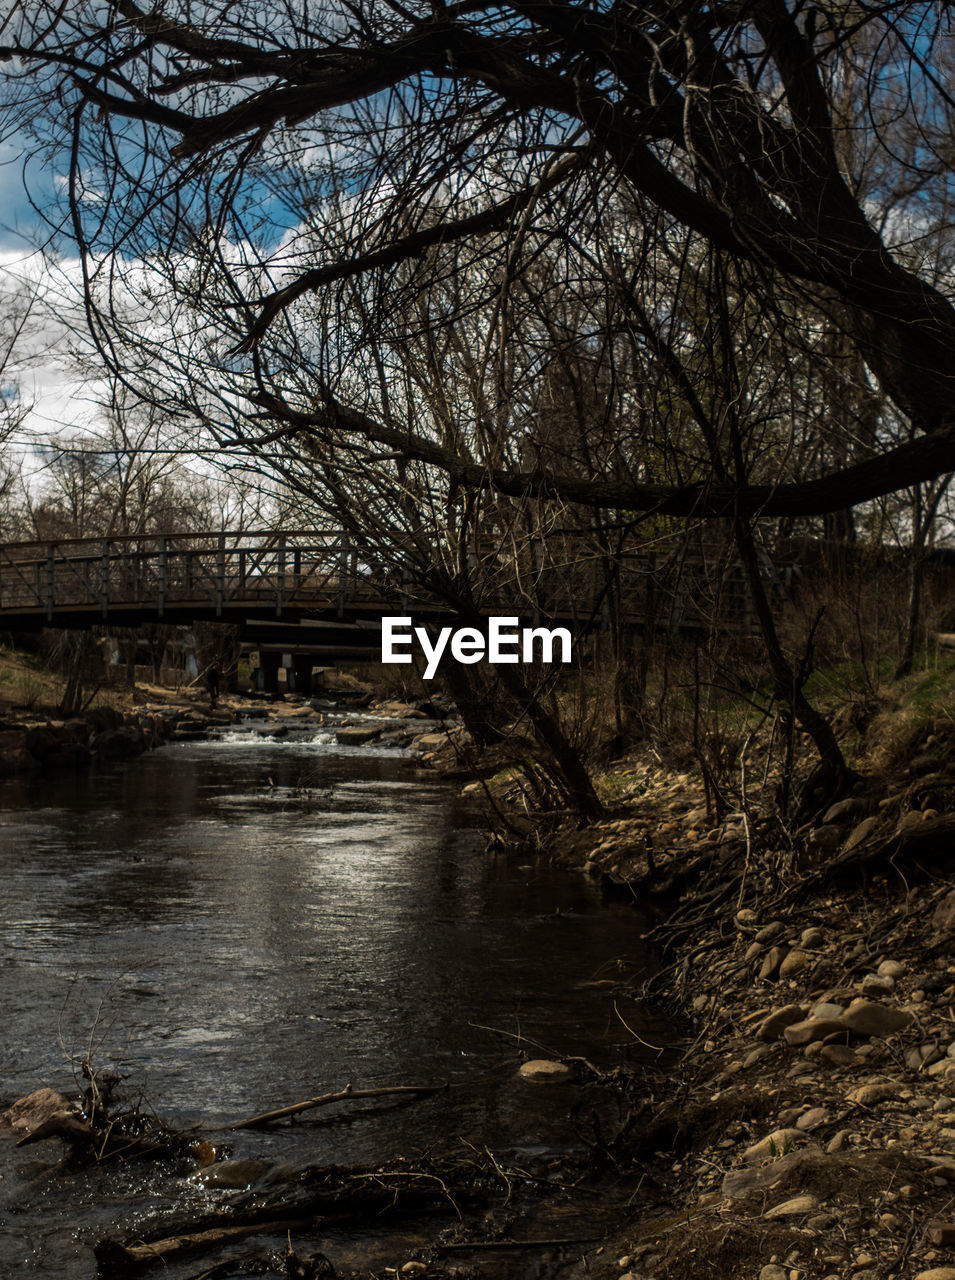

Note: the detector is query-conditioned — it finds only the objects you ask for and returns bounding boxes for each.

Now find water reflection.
[0,735,654,1277]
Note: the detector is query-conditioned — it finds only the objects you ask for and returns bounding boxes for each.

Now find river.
[0,726,657,1277]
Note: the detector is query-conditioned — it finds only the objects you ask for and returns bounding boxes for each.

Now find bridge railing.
[0,529,787,631]
[0,531,371,620]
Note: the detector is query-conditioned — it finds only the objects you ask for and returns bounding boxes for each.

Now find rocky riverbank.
[537,730,955,1280]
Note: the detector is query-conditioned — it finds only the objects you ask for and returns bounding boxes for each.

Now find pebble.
[913,1271,955,1280]
[743,1128,805,1163]
[801,927,825,948]
[764,1193,818,1218]
[779,949,811,978]
[811,1001,845,1020]
[760,946,787,980]
[820,1044,857,1067]
[758,1005,807,1041]
[861,973,895,996]
[845,1080,899,1105]
[784,1018,846,1046]
[759,1268,788,1280]
[796,1106,830,1131]
[756,921,786,944]
[839,999,913,1037]
[826,1130,849,1153]
[878,960,905,978]
[518,1059,572,1082]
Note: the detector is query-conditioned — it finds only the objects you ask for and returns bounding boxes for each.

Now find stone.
[819,1044,857,1067]
[760,946,787,980]
[758,1005,807,1041]
[878,960,905,979]
[913,1271,955,1280]
[194,1157,273,1189]
[823,796,868,824]
[722,1147,826,1199]
[845,816,879,850]
[764,1193,819,1219]
[808,824,844,851]
[845,1080,899,1105]
[861,973,895,996]
[335,724,384,745]
[0,1088,73,1138]
[743,1128,805,1164]
[934,892,955,933]
[826,1130,849,1153]
[905,1043,942,1071]
[736,909,759,929]
[784,1019,846,1047]
[839,999,913,1037]
[745,941,764,962]
[796,1107,830,1131]
[518,1059,572,1082]
[756,921,786,944]
[779,949,811,978]
[759,1268,788,1280]
[801,927,825,948]
[811,1001,845,1020]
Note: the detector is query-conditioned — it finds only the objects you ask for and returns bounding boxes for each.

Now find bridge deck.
[0,530,767,637]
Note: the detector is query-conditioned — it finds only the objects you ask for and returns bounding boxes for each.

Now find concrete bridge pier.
[291,657,313,696]
[256,650,282,695]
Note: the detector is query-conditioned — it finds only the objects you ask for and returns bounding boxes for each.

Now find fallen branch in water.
[95,1216,318,1275]
[436,1236,602,1252]
[224,1082,448,1131]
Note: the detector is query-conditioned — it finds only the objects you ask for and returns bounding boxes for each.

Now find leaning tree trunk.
[733,517,847,780]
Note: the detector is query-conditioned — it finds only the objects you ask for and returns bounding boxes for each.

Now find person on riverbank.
[205,664,220,709]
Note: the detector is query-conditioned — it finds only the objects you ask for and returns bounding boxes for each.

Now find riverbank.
[528,730,955,1280]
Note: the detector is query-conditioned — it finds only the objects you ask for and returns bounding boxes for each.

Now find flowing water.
[0,727,658,1276]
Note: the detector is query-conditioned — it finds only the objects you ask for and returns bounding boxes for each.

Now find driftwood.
[225,1082,448,1131]
[96,1164,464,1276]
[95,1216,318,1274]
[436,1236,602,1252]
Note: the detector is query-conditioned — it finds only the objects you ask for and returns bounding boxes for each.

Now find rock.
[736,908,759,929]
[905,1043,942,1071]
[0,1088,74,1138]
[779,949,811,978]
[722,1147,825,1199]
[845,1080,899,1105]
[878,960,905,979]
[194,1157,273,1189]
[861,973,895,996]
[760,946,787,980]
[518,1059,572,1082]
[759,1267,789,1280]
[784,1019,847,1046]
[826,1130,849,1153]
[801,927,825,948]
[913,1271,955,1280]
[839,999,913,1038]
[933,892,955,933]
[743,1128,805,1164]
[335,725,384,746]
[796,1107,830,1131]
[758,1005,807,1041]
[763,1193,819,1218]
[756,921,786,944]
[823,796,869,824]
[808,824,844,851]
[811,1001,845,1020]
[819,1044,857,1067]
[845,816,879,850]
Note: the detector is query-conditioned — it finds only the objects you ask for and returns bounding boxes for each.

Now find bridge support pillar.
[291,658,313,697]
[257,650,281,695]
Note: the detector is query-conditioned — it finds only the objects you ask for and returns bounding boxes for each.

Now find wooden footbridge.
[0,528,772,643]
